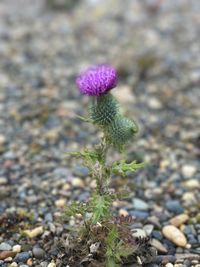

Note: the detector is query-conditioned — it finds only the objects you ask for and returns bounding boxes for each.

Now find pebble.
[182,165,196,178]
[44,213,53,222]
[32,247,45,259]
[27,258,33,266]
[170,214,189,227]
[162,225,187,247]
[151,238,167,253]
[14,252,30,263]
[148,97,162,109]
[145,264,159,267]
[40,261,48,267]
[90,242,100,253]
[71,177,84,188]
[9,263,18,267]
[143,224,154,235]
[152,230,163,241]
[4,151,16,160]
[0,135,6,146]
[47,263,56,267]
[132,198,149,211]
[183,259,191,267]
[155,255,176,264]
[12,245,21,253]
[165,263,173,267]
[119,208,129,217]
[0,177,7,185]
[132,228,147,238]
[24,226,43,238]
[182,192,197,205]
[55,198,66,208]
[0,243,12,251]
[4,257,12,262]
[129,210,149,219]
[0,251,16,260]
[165,200,184,214]
[183,179,199,189]
[73,165,89,177]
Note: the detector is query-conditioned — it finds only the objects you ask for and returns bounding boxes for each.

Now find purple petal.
[76,64,118,96]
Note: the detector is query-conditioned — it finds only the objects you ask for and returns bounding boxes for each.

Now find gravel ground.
[0,0,200,266]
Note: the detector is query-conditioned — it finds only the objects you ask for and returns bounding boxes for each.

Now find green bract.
[89,93,119,126]
[106,116,138,148]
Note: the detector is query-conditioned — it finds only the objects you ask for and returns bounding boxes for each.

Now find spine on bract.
[89,93,119,127]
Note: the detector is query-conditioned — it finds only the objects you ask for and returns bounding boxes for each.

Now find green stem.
[94,137,110,195]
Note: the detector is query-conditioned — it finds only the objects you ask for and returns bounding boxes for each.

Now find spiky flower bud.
[106,116,138,147]
[89,94,119,126]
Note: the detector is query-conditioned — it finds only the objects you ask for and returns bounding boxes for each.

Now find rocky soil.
[0,0,200,266]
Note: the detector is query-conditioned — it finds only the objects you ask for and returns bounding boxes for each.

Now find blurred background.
[0,0,200,251]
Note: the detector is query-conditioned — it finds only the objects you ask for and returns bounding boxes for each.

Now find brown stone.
[170,214,189,227]
[0,251,17,260]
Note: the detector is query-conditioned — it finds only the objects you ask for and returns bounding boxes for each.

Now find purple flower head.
[76,64,118,96]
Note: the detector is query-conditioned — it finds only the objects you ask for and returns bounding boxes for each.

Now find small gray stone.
[184,259,191,267]
[44,213,53,222]
[132,198,149,211]
[73,165,89,177]
[40,261,48,267]
[129,210,149,219]
[0,242,12,251]
[3,151,17,160]
[33,247,45,259]
[144,224,154,235]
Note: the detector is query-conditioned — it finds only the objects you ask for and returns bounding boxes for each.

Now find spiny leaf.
[105,225,134,266]
[111,160,145,177]
[106,257,120,267]
[65,149,100,164]
[106,224,119,247]
[115,243,134,258]
[90,194,112,224]
[62,201,87,218]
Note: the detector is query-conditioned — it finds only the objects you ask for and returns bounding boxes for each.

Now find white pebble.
[182,165,196,178]
[55,198,66,208]
[12,245,21,253]
[4,257,12,262]
[119,209,129,217]
[0,134,6,145]
[184,179,199,189]
[47,263,56,267]
[71,177,84,188]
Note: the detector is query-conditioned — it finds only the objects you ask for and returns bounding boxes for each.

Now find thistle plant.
[64,64,156,266]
